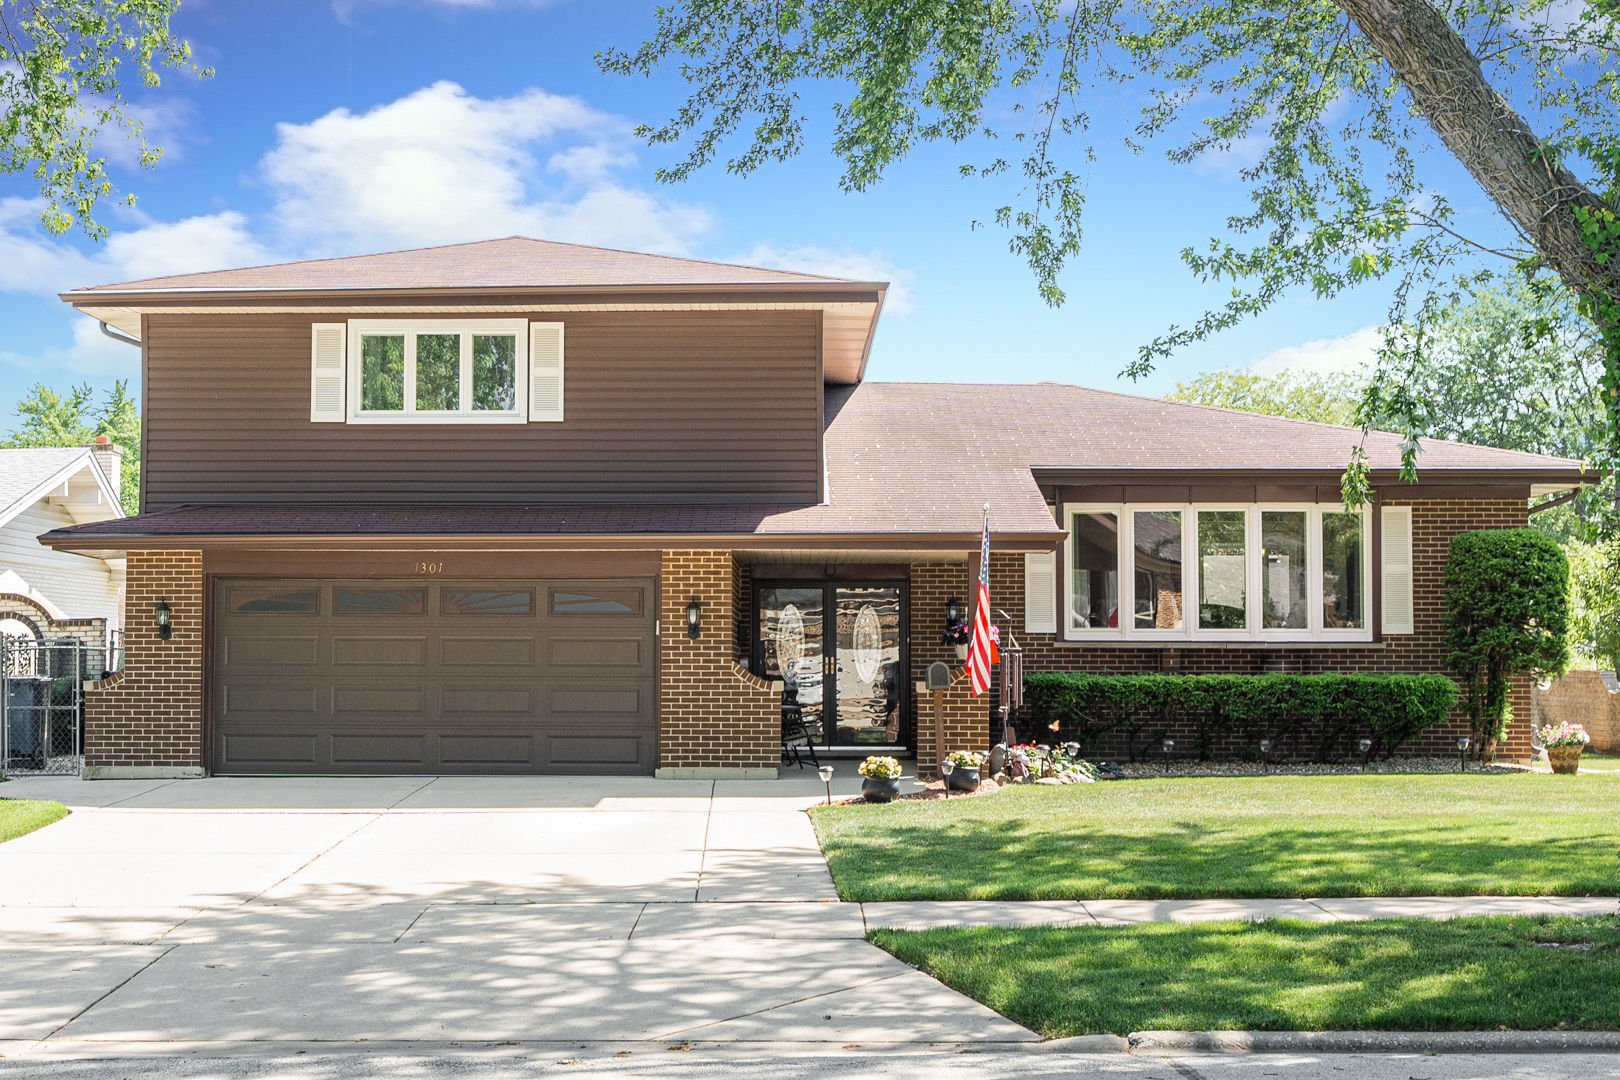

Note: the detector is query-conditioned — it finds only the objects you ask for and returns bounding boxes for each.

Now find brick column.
[657,550,779,778]
[909,561,991,777]
[82,549,205,779]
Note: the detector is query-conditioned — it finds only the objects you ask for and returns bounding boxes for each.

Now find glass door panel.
[831,586,903,747]
[757,586,825,743]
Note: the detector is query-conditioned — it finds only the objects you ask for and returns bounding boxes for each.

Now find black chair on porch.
[780,688,820,769]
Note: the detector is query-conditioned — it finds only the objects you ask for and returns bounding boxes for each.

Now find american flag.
[967,504,996,696]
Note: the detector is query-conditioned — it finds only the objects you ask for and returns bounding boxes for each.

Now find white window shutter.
[1380,505,1414,635]
[1024,551,1058,634]
[309,323,346,422]
[528,321,565,422]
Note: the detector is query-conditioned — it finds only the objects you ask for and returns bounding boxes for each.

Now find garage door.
[212,578,656,775]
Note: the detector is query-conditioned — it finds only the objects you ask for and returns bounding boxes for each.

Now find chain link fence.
[2,639,86,776]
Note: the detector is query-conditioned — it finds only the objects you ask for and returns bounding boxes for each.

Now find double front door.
[755,582,907,749]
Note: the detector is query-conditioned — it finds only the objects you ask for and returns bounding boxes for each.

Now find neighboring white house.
[0,443,126,665]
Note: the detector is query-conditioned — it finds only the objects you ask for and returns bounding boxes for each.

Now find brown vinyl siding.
[141,309,823,510]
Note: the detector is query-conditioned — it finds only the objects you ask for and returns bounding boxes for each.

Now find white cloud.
[1249,325,1382,377]
[94,95,197,170]
[0,317,143,381]
[259,81,710,256]
[728,243,917,316]
[0,197,271,297]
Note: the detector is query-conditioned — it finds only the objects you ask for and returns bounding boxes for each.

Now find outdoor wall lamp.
[685,599,701,639]
[945,597,963,625]
[154,599,172,641]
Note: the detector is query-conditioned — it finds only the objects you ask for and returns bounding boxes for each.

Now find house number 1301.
[415,561,444,575]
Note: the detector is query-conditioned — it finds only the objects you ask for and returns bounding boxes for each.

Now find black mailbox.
[925,661,953,691]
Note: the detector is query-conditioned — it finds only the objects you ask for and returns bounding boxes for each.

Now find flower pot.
[860,777,901,802]
[953,643,969,660]
[946,767,980,793]
[1547,744,1584,775]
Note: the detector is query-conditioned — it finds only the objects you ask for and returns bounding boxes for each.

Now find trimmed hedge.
[1022,672,1459,762]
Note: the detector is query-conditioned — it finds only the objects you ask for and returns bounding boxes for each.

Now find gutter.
[38,528,1067,557]
[99,321,141,347]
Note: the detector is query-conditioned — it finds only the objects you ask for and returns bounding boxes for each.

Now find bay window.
[1066,503,1372,641]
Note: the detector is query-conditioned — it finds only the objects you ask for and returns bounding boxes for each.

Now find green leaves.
[1023,671,1459,762]
[0,0,210,239]
[601,0,1620,497]
[1168,368,1363,425]
[1443,528,1572,750]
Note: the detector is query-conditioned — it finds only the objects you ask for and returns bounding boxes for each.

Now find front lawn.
[872,915,1620,1037]
[0,798,67,842]
[810,773,1620,900]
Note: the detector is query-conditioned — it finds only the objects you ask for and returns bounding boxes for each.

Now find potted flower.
[944,749,985,792]
[1539,722,1591,774]
[857,755,904,802]
[941,618,971,660]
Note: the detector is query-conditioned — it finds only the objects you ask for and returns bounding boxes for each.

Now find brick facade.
[907,562,988,777]
[81,549,205,778]
[83,496,1535,780]
[657,549,779,777]
[992,497,1535,761]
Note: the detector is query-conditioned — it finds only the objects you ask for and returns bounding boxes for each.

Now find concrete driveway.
[0,774,1031,1054]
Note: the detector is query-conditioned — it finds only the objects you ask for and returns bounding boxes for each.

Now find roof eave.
[1030,464,1600,487]
[59,280,890,305]
[38,527,1064,556]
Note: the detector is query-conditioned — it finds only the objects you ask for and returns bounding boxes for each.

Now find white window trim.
[1065,504,1124,638]
[1123,505,1190,641]
[346,318,530,424]
[1062,501,1373,644]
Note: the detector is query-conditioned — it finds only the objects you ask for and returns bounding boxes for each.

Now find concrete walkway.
[859,895,1620,929]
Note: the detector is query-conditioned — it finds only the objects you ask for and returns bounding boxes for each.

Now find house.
[40,237,1592,779]
[1,442,125,672]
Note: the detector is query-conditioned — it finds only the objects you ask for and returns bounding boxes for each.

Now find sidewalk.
[857,895,1620,930]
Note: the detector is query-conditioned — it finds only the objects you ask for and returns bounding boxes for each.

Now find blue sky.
[0,0,1505,428]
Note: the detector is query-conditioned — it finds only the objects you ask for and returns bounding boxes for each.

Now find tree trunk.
[1332,0,1620,301]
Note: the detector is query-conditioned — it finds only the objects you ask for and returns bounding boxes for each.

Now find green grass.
[810,773,1620,900]
[0,798,68,842]
[871,915,1620,1037]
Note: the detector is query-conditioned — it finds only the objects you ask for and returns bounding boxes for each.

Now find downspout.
[99,321,141,348]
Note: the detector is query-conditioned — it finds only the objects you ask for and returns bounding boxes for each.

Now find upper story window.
[1065,502,1371,642]
[310,319,564,425]
[351,319,525,423]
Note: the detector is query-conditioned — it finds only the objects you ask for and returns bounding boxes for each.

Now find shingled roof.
[40,381,1590,553]
[63,237,868,294]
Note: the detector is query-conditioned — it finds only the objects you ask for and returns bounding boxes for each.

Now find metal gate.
[1,640,85,776]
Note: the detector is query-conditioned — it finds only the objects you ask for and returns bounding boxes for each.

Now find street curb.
[1027,1035,1131,1053]
[1127,1030,1620,1054]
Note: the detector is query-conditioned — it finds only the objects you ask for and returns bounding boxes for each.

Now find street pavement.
[2,1047,1618,1079]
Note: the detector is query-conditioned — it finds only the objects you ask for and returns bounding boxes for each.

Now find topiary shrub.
[1443,528,1570,757]
[1022,672,1457,762]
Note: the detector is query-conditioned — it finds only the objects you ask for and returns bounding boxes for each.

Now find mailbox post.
[925,661,953,779]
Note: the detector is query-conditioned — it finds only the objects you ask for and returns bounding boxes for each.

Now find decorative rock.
[1034,777,1062,785]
